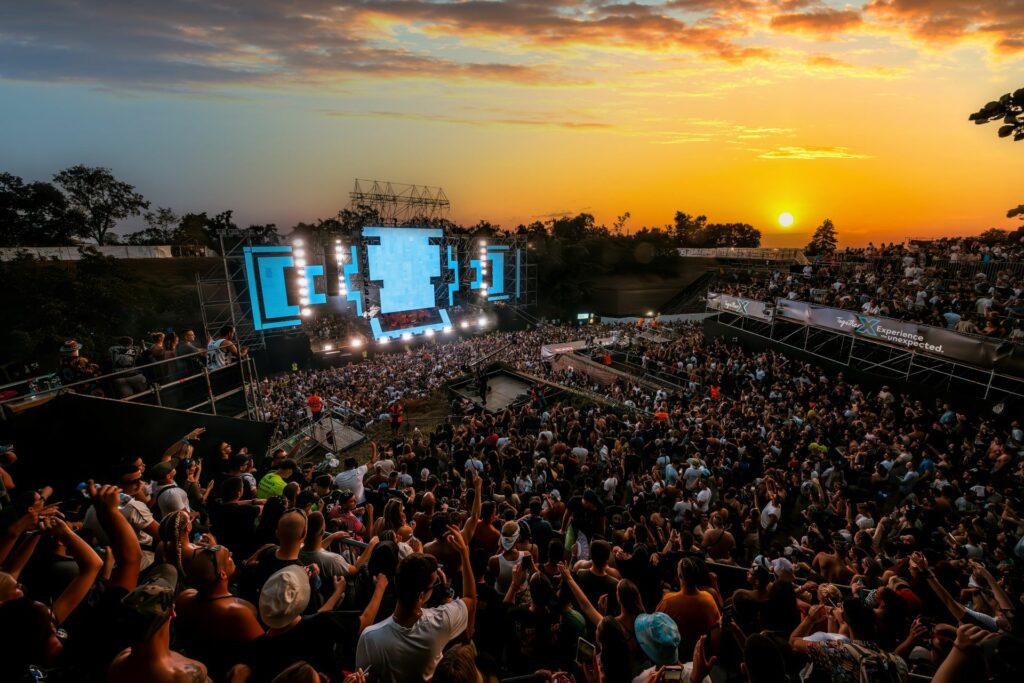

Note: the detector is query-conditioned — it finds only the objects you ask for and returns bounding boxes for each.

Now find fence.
[0,244,212,261]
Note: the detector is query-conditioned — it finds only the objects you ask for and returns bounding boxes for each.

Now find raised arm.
[461,472,483,544]
[557,562,602,626]
[91,483,143,591]
[359,574,389,633]
[163,427,205,460]
[910,552,965,621]
[42,517,103,624]
[0,509,38,568]
[447,524,477,640]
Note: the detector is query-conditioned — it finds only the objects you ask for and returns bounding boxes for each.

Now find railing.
[0,352,263,419]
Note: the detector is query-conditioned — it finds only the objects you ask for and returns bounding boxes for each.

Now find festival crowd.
[0,321,1022,683]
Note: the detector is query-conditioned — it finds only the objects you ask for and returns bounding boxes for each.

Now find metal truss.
[349,179,450,225]
[712,310,1024,403]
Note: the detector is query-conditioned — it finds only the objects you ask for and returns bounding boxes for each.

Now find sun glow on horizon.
[778,212,794,228]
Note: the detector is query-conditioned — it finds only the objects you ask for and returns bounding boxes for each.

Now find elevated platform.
[448,366,535,412]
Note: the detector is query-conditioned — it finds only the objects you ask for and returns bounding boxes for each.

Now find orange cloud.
[758,145,870,159]
[866,0,1024,54]
[770,8,863,34]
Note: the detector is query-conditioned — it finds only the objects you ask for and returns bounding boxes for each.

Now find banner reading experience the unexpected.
[773,299,1024,375]
[707,292,774,322]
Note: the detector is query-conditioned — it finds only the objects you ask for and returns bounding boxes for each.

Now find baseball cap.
[259,565,311,629]
[60,340,81,356]
[634,612,681,665]
[151,459,178,480]
[121,563,177,640]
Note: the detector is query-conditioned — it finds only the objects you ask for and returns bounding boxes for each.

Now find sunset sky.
[0,1,1022,247]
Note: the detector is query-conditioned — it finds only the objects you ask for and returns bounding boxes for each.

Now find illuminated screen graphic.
[241,229,524,338]
[363,227,442,314]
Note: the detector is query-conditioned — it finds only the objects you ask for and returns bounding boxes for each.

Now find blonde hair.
[158,510,191,579]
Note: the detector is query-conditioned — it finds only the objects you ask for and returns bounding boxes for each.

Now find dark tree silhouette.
[53,165,149,245]
[969,88,1024,142]
[806,218,839,257]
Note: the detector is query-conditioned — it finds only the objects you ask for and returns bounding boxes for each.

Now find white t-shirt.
[299,548,352,578]
[761,501,781,530]
[356,599,469,682]
[154,484,190,519]
[83,499,156,569]
[695,488,712,513]
[334,465,369,504]
[683,466,702,490]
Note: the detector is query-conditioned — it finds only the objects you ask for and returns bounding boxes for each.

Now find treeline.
[2,166,763,250]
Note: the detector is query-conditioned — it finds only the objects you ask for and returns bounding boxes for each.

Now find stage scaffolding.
[709,310,1024,404]
[349,179,450,225]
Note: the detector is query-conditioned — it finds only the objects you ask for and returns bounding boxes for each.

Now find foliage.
[806,218,839,257]
[672,212,761,247]
[0,250,201,376]
[53,165,150,245]
[125,207,180,245]
[1008,205,1024,221]
[0,172,79,246]
[969,88,1024,142]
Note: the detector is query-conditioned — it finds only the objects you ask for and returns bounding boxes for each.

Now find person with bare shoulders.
[108,564,212,683]
[175,545,264,680]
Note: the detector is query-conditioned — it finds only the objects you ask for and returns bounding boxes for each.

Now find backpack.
[847,642,904,683]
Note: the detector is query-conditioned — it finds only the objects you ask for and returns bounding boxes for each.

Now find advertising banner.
[707,292,774,321]
[774,299,1023,375]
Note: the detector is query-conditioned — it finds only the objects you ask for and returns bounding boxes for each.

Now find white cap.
[259,566,311,629]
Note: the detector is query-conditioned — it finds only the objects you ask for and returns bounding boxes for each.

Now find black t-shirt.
[245,611,361,683]
[574,569,617,610]
[242,548,322,614]
[505,607,562,675]
[209,500,261,557]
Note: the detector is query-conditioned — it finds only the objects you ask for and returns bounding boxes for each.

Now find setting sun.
[778,212,794,228]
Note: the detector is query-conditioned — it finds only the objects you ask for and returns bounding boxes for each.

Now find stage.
[448,367,535,412]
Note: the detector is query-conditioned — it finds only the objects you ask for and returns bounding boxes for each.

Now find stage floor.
[452,372,532,412]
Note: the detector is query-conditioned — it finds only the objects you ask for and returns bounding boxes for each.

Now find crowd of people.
[1,317,1022,683]
[714,258,1024,342]
[827,238,1024,265]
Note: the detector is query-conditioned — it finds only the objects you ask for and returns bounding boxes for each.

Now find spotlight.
[294,248,305,258]
[295,258,307,268]
[293,238,303,247]
[296,267,306,276]
[479,240,487,247]
[301,307,312,317]
[425,328,435,337]
[646,311,654,317]
[335,239,341,244]
[324,344,333,351]
[401,332,413,341]
[480,289,488,297]
[443,326,454,334]
[478,316,487,327]
[300,298,310,306]
[350,338,363,348]
[299,286,310,295]
[460,320,470,329]
[379,337,390,345]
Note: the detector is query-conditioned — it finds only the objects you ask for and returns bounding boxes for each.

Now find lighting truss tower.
[349,179,451,225]
[196,230,268,353]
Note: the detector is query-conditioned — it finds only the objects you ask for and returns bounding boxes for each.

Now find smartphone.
[662,666,685,681]
[576,637,595,666]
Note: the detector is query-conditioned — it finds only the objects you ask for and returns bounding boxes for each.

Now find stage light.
[401,332,413,341]
[478,316,487,327]
[295,258,307,268]
[646,311,654,317]
[425,328,435,337]
[480,289,488,297]
[379,337,390,345]
[350,338,363,348]
[299,286,310,295]
[300,298,310,306]
[460,320,470,329]
[296,267,306,276]
[294,249,305,258]
[443,326,453,334]
[324,344,333,351]
[301,307,312,317]
[479,240,487,247]
[335,239,341,244]
[293,238,304,247]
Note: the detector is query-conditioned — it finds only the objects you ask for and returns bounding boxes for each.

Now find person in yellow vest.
[257,458,297,499]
